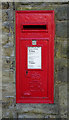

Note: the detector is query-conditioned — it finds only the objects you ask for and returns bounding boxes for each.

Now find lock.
[26,71,28,75]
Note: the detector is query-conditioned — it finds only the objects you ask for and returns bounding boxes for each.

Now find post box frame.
[16,10,55,103]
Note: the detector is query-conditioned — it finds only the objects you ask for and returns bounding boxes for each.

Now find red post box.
[16,10,55,103]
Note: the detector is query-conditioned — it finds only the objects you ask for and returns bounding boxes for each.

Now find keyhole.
[26,71,28,75]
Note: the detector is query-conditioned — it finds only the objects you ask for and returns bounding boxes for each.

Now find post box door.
[20,39,48,98]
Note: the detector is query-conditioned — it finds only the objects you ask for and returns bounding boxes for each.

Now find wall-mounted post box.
[16,10,55,103]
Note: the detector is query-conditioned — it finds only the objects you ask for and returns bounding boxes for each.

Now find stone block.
[2,57,15,70]
[0,103,2,119]
[56,5,67,20]
[2,34,9,45]
[9,2,14,9]
[2,83,15,98]
[59,58,67,70]
[2,21,14,34]
[0,87,2,100]
[2,10,8,22]
[2,9,14,22]
[0,10,2,21]
[0,20,2,32]
[57,67,67,82]
[2,95,15,106]
[2,46,14,57]
[2,33,14,46]
[55,38,67,58]
[6,9,14,21]
[18,113,44,118]
[2,42,13,48]
[2,108,17,118]
[44,114,61,118]
[0,3,2,9]
[2,70,15,83]
[16,104,58,115]
[57,58,67,70]
[56,21,67,37]
[2,96,15,109]
[61,41,67,58]
[54,58,67,83]
[9,34,14,43]
[15,2,59,11]
[15,2,55,11]
[2,24,9,33]
[67,41,69,59]
[2,2,9,9]
[59,84,67,117]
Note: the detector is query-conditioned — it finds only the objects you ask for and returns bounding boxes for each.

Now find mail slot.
[16,10,55,103]
[21,24,48,31]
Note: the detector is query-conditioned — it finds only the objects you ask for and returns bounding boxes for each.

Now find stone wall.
[1,2,68,119]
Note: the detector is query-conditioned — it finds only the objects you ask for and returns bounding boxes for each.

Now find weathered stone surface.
[54,57,67,83]
[15,2,46,10]
[2,10,8,22]
[18,113,44,118]
[18,114,61,118]
[2,108,17,118]
[44,114,60,118]
[9,3,14,9]
[2,33,14,45]
[0,3,2,9]
[55,38,67,58]
[2,95,15,107]
[56,21,67,37]
[2,2,9,9]
[3,42,13,48]
[58,59,67,70]
[59,84,67,117]
[55,58,67,70]
[6,9,14,21]
[2,34,9,45]
[22,0,68,1]
[2,25,9,33]
[16,104,58,115]
[0,9,2,21]
[15,2,62,11]
[67,41,69,59]
[2,21,14,33]
[57,67,67,82]
[2,70,15,83]
[56,5,67,20]
[61,41,67,58]
[0,21,2,33]
[2,46,14,57]
[2,83,15,99]
[2,9,14,22]
[2,97,14,109]
[2,57,15,70]
[2,33,14,46]
[0,104,2,119]
[16,4,56,10]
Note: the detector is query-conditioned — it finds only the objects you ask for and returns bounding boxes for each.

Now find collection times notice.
[28,47,41,69]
